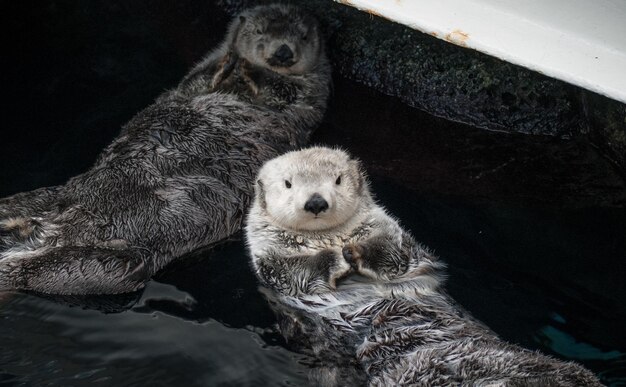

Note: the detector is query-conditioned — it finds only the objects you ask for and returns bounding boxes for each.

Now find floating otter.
[0,4,331,295]
[245,147,601,386]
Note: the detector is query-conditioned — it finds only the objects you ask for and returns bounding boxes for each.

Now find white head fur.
[254,147,368,232]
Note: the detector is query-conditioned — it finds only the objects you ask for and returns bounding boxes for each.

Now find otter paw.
[342,244,364,269]
[238,59,262,94]
[210,51,239,89]
[237,57,254,73]
[323,250,352,289]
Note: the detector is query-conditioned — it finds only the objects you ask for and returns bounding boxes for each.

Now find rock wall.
[220,0,626,171]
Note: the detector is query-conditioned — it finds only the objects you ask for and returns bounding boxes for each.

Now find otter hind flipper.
[0,217,46,252]
[0,247,150,295]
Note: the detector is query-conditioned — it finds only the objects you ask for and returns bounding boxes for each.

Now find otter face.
[256,147,366,232]
[233,5,323,75]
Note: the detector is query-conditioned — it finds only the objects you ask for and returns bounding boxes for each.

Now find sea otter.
[0,4,331,295]
[245,146,602,386]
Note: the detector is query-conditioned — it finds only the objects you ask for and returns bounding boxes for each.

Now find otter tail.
[0,246,150,295]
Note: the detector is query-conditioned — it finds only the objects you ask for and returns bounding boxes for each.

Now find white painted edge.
[335,0,626,104]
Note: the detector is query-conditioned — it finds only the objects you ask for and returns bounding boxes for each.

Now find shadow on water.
[1,1,625,386]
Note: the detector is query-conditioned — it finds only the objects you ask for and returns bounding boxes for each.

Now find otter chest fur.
[273,219,378,251]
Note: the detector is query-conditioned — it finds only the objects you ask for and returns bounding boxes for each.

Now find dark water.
[1,1,625,386]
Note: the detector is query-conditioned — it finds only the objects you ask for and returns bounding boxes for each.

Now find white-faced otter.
[245,147,602,386]
[0,4,331,295]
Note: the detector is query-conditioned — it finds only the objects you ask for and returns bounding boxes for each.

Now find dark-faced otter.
[245,147,602,386]
[0,4,331,295]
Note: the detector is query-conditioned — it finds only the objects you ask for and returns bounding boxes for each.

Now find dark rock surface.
[221,0,626,170]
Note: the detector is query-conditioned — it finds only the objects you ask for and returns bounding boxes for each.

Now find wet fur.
[246,147,602,386]
[0,5,331,295]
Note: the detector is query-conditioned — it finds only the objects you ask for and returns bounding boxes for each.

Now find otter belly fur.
[0,4,331,295]
[245,147,601,386]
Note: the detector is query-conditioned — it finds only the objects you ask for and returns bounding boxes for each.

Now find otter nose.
[304,193,329,215]
[273,44,294,63]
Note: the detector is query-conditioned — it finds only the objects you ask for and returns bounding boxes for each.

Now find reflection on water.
[1,179,625,386]
[537,324,621,360]
[0,281,313,387]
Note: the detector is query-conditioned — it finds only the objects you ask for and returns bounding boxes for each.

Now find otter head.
[255,147,367,232]
[230,5,323,75]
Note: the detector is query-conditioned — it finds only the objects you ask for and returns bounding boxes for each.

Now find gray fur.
[246,147,602,386]
[0,4,331,295]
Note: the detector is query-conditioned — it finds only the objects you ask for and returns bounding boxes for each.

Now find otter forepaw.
[237,59,261,96]
[342,244,364,269]
[320,249,352,290]
[210,51,239,89]
[343,243,383,279]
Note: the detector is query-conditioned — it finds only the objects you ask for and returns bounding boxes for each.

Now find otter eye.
[256,29,263,35]
[301,33,308,41]
[335,176,341,185]
[285,180,292,189]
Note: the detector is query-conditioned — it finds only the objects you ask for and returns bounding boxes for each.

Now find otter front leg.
[342,233,416,281]
[209,51,239,90]
[254,249,351,296]
[239,60,300,107]
[174,51,239,98]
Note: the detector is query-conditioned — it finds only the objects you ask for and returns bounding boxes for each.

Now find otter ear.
[256,179,267,210]
[349,158,366,195]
